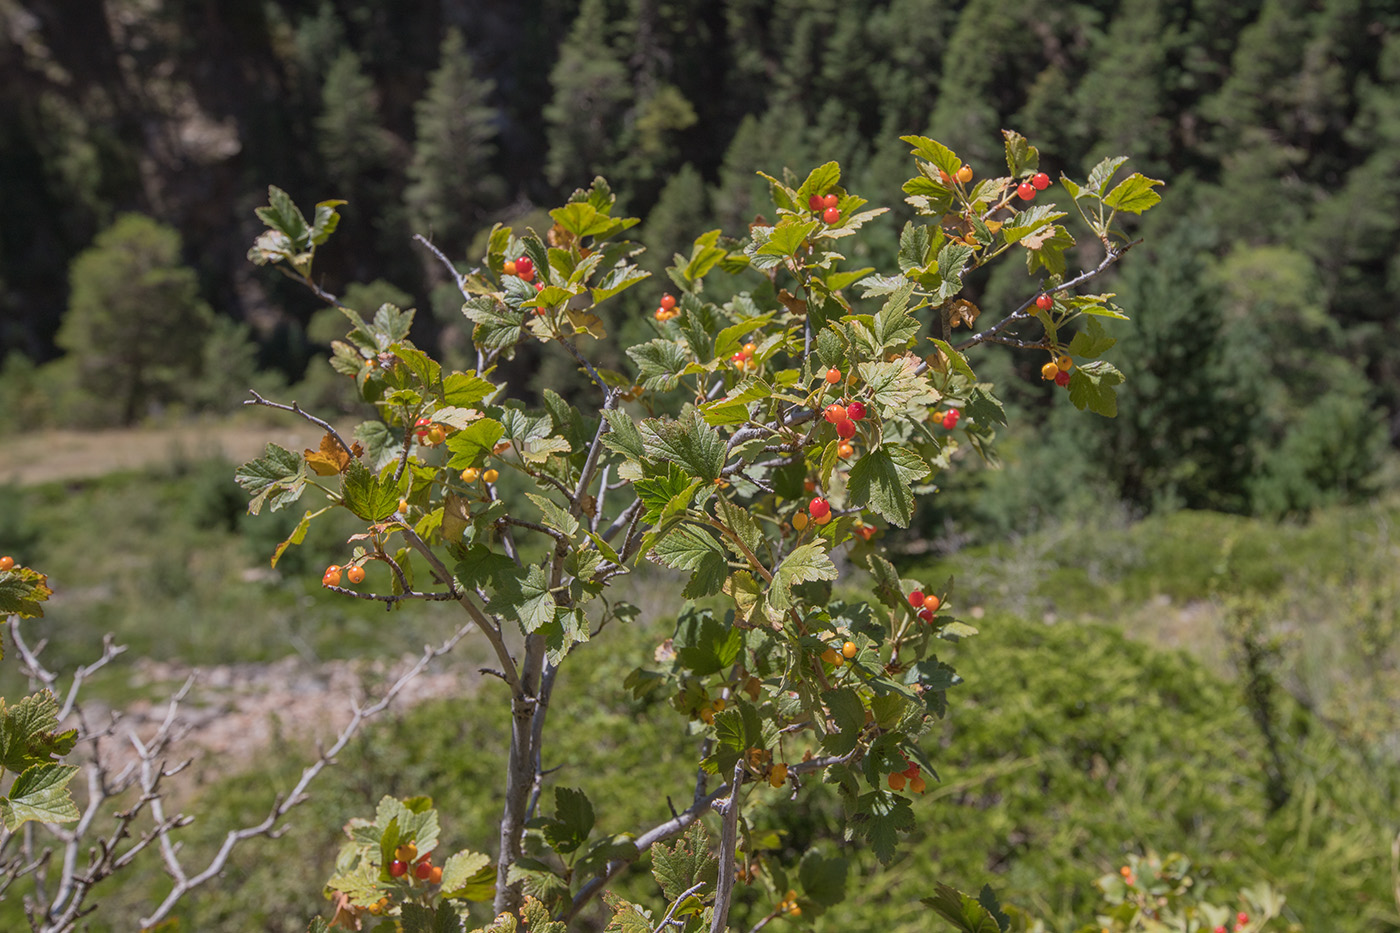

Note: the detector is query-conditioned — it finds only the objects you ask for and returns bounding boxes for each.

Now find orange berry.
[429,865,443,885]
[1041,361,1060,381]
[909,774,926,793]
[956,164,973,183]
[923,594,940,612]
[888,771,907,791]
[803,478,816,493]
[346,565,366,584]
[814,510,832,525]
[654,307,668,321]
[742,341,757,356]
[461,467,480,483]
[1055,355,1073,372]
[322,565,342,587]
[483,468,500,483]
[821,647,843,667]
[0,556,13,572]
[837,441,854,459]
[502,260,517,276]
[1119,866,1132,878]
[426,425,447,446]
[792,511,809,531]
[397,498,409,513]
[395,843,418,863]
[769,762,788,787]
[825,367,842,384]
[841,641,857,659]
[660,293,677,310]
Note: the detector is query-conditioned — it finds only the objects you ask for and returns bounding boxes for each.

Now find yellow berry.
[1041,361,1060,381]
[461,467,480,483]
[1055,355,1073,372]
[769,762,788,788]
[821,647,843,666]
[483,469,500,483]
[842,641,857,659]
[792,512,809,531]
[956,164,973,183]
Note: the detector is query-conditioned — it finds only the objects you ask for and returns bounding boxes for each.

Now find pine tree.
[316,47,390,198]
[405,29,502,252]
[543,0,632,188]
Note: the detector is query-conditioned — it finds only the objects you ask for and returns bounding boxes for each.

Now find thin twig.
[243,390,356,459]
[709,761,747,933]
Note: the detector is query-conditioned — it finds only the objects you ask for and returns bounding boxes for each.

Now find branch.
[139,618,480,928]
[708,761,746,933]
[243,390,356,460]
[413,233,473,301]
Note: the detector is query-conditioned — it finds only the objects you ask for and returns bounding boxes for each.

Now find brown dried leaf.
[305,433,363,476]
[777,288,808,317]
[947,299,981,329]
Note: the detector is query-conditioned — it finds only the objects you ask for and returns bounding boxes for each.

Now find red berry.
[414,860,433,880]
[1031,171,1050,190]
[1017,182,1036,200]
[835,418,857,439]
[1215,926,1227,933]
[389,859,408,878]
[821,194,839,210]
[824,404,847,424]
[1035,293,1053,311]
[822,207,840,224]
[1054,370,1071,387]
[808,194,824,211]
[515,257,534,277]
[660,293,677,310]
[414,416,432,439]
[534,281,544,292]
[903,762,920,778]
[1237,913,1249,925]
[809,497,830,519]
[942,410,959,429]
[825,367,842,384]
[846,400,867,421]
[918,607,934,623]
[908,590,925,608]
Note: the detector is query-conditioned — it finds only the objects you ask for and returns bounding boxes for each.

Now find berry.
[888,771,907,791]
[808,194,824,211]
[1237,913,1249,925]
[1017,181,1036,200]
[1031,171,1050,190]
[1119,866,1132,878]
[846,400,867,421]
[792,512,809,532]
[654,307,668,322]
[824,404,848,424]
[814,510,832,525]
[1054,370,1071,388]
[923,594,940,612]
[534,281,544,292]
[1035,293,1053,311]
[502,260,517,276]
[346,565,366,585]
[837,441,854,459]
[660,293,676,310]
[842,641,857,659]
[414,860,433,880]
[398,498,410,513]
[395,844,418,863]
[461,467,480,483]
[514,257,534,278]
[803,478,816,493]
[769,762,788,787]
[822,207,840,224]
[1056,355,1073,372]
[1214,927,1228,933]
[809,497,830,520]
[820,647,843,667]
[956,165,973,183]
[821,194,839,210]
[938,169,952,185]
[825,367,842,384]
[1041,361,1060,381]
[909,774,927,793]
[483,468,500,483]
[835,418,857,439]
[941,409,959,429]
[323,565,342,587]
[918,607,934,623]
[742,341,757,356]
[0,556,13,572]
[389,859,408,878]
[908,590,925,608]
[430,865,443,885]
[854,523,876,542]
[903,760,919,777]
[414,417,432,439]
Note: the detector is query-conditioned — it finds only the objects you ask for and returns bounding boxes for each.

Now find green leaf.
[681,230,728,283]
[2,763,79,830]
[964,387,1007,427]
[796,161,841,205]
[1086,156,1130,197]
[627,338,691,391]
[1067,317,1116,359]
[271,506,331,568]
[636,464,700,524]
[858,360,941,418]
[592,261,650,303]
[933,242,974,299]
[798,850,849,907]
[768,543,838,613]
[400,903,466,933]
[443,371,497,407]
[848,445,930,528]
[0,691,77,773]
[541,787,595,854]
[757,217,820,258]
[640,413,726,483]
[898,222,933,273]
[440,849,494,902]
[600,409,646,462]
[651,525,728,600]
[235,443,307,515]
[604,893,654,933]
[255,186,311,249]
[372,303,415,346]
[1023,224,1076,277]
[1103,173,1163,214]
[309,199,346,245]
[1000,205,1066,246]
[499,565,555,634]
[871,281,920,351]
[650,823,716,903]
[822,687,865,756]
[444,419,506,469]
[673,609,745,676]
[1067,359,1125,417]
[1002,129,1039,178]
[852,790,915,864]
[340,459,400,522]
[900,136,962,178]
[921,882,1006,933]
[0,566,53,619]
[930,339,975,380]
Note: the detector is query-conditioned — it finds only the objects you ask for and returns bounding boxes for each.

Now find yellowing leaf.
[304,433,363,476]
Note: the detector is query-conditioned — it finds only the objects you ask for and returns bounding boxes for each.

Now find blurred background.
[0,1,1398,930]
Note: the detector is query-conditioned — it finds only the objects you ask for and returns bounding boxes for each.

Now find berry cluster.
[937,408,960,430]
[887,758,927,794]
[807,496,832,526]
[730,340,759,372]
[460,466,500,484]
[1040,354,1074,388]
[501,256,534,282]
[388,843,443,886]
[1211,913,1250,933]
[938,164,976,186]
[824,399,867,458]
[322,563,367,587]
[1016,171,1051,201]
[776,890,802,917]
[807,191,841,225]
[907,587,941,623]
[414,417,447,446]
[653,293,679,322]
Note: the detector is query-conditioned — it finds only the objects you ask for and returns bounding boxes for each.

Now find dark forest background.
[2,0,1398,534]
